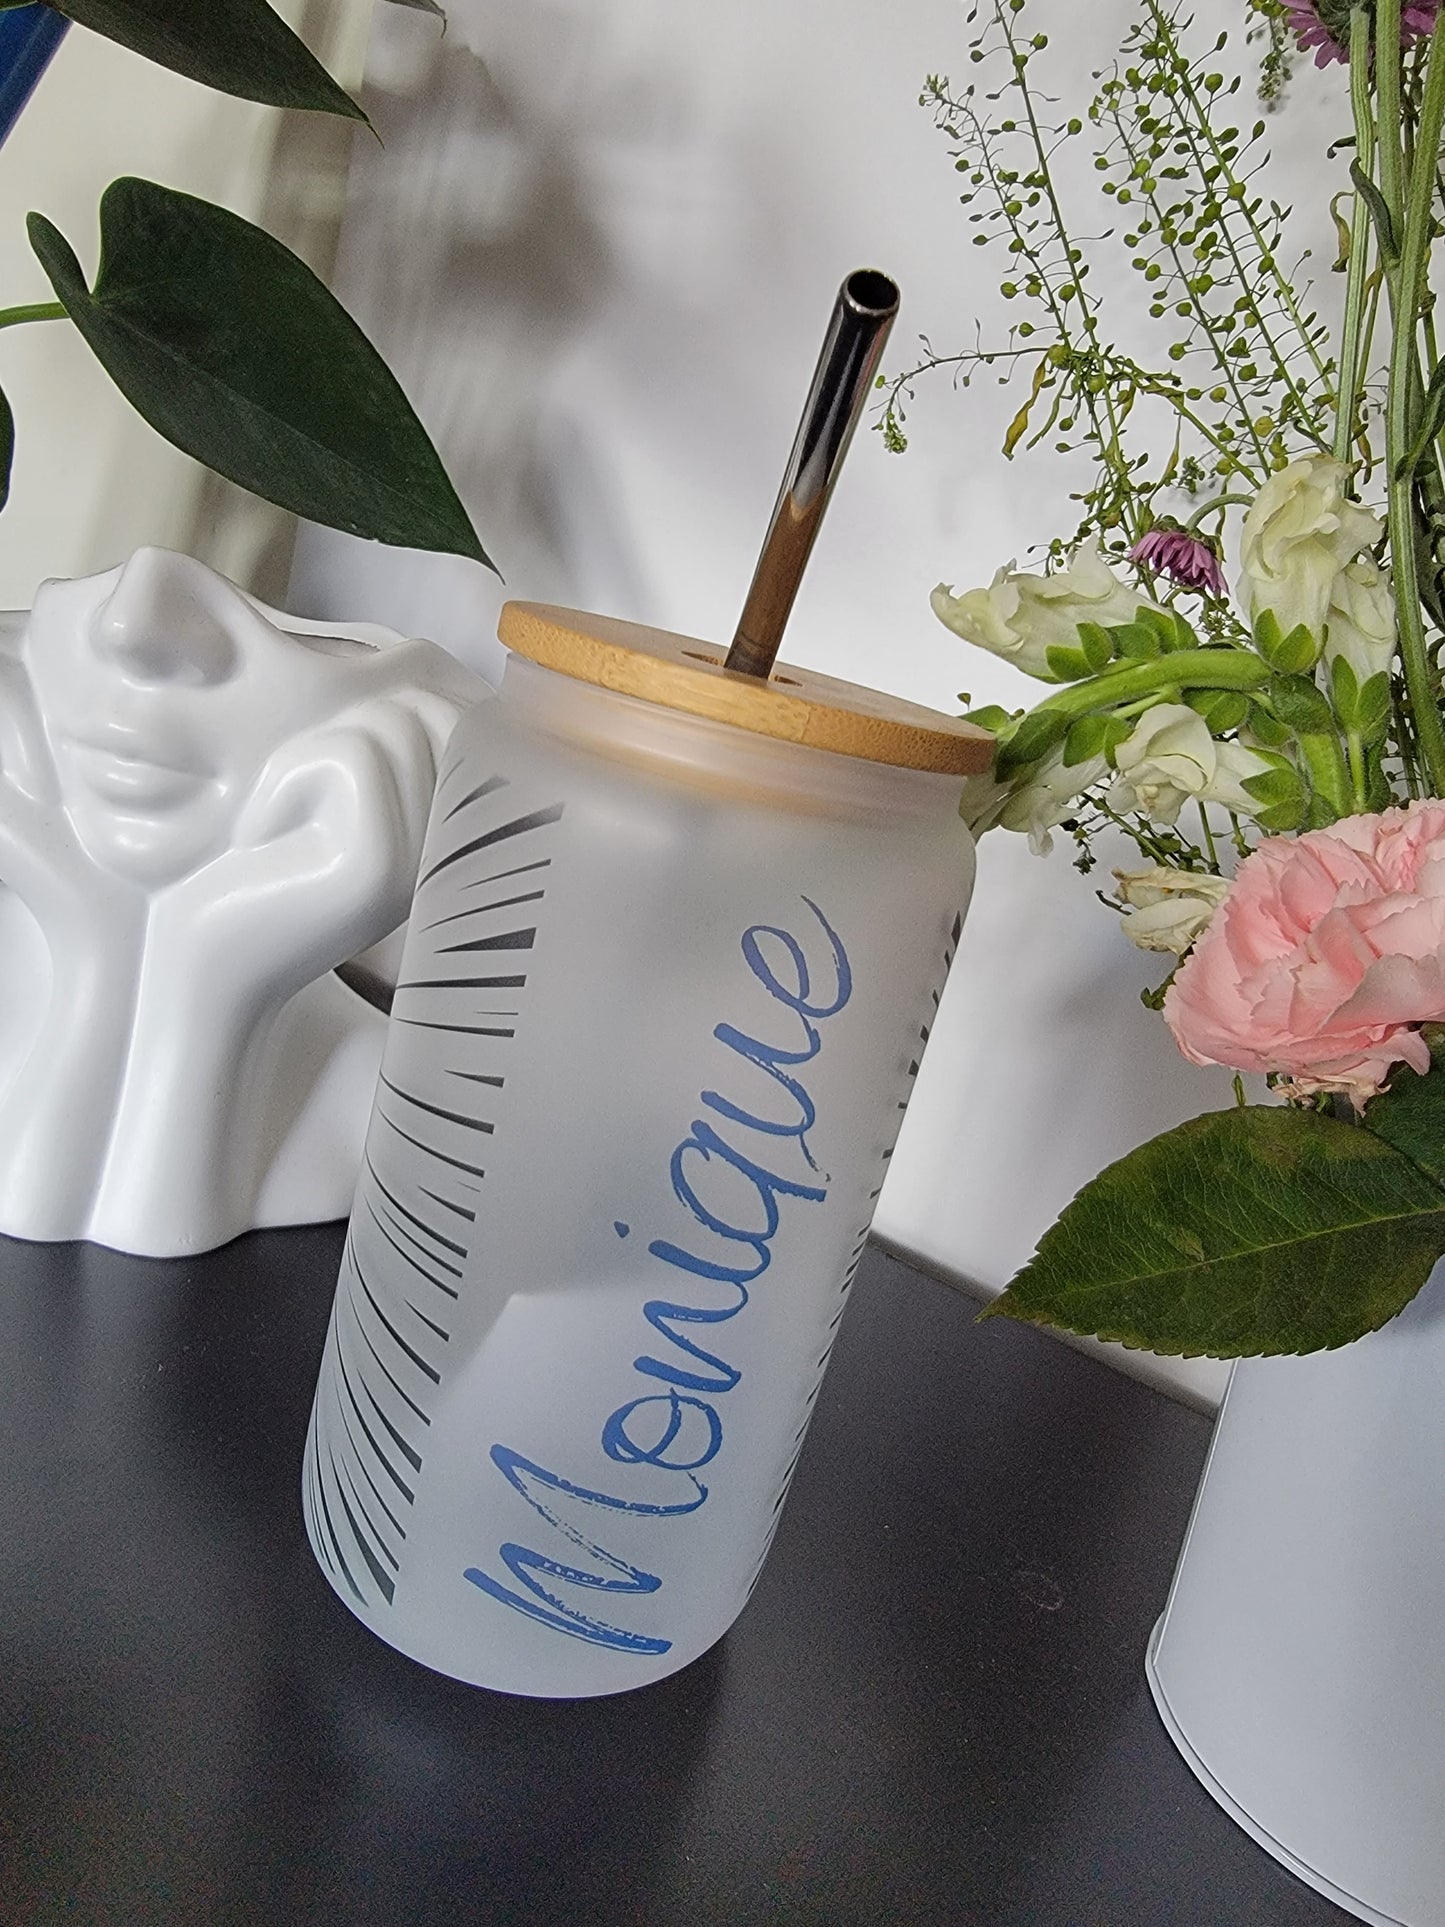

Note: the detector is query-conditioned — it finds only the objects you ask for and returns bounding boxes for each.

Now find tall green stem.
[1381,12,1445,793]
[1333,7,1376,462]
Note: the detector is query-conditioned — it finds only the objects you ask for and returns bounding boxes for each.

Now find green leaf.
[1063,710,1129,768]
[1184,687,1249,734]
[1329,651,1361,728]
[48,0,366,120]
[29,179,492,566]
[1003,355,1051,458]
[0,381,12,513]
[995,705,1070,776]
[1245,698,1292,747]
[1269,671,1335,734]
[960,703,1013,734]
[1254,608,1320,673]
[1362,1042,1445,1186]
[1241,756,1305,809]
[1109,619,1162,661]
[1044,644,1092,681]
[1076,620,1114,673]
[1356,670,1391,744]
[381,0,446,14]
[1350,157,1398,267]
[985,1106,1445,1356]
[1396,356,1445,480]
[1136,604,1190,653]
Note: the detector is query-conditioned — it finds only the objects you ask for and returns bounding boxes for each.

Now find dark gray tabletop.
[0,1230,1351,1926]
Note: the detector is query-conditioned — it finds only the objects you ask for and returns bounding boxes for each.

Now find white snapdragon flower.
[932,537,1148,682]
[957,767,1013,840]
[1111,705,1269,826]
[1237,455,1382,642]
[997,747,1109,855]
[1113,865,1230,955]
[1323,556,1396,686]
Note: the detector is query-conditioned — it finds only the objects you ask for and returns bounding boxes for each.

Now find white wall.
[1,0,1344,1410]
[0,0,372,609]
[293,0,1342,1407]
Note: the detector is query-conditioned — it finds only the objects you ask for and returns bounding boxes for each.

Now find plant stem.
[1196,801,1220,870]
[1381,10,1445,792]
[0,301,66,332]
[1029,648,1272,722]
[1333,8,1376,462]
[1346,728,1369,809]
[1184,492,1254,533]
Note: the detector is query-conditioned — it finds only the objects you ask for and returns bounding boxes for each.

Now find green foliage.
[1075,619,1115,672]
[45,0,366,121]
[882,0,1335,548]
[1043,643,1092,680]
[1240,752,1308,830]
[1253,608,1321,673]
[1359,1034,1445,1186]
[994,705,1070,775]
[1268,671,1336,735]
[987,1104,1445,1355]
[30,179,491,565]
[0,379,11,511]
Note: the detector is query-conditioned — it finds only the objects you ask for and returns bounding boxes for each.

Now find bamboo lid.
[496,602,994,777]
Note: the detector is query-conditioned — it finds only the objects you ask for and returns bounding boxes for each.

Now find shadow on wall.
[290,3,663,670]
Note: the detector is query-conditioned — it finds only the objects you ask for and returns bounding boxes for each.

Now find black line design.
[435,928,536,955]
[444,774,508,821]
[421,889,545,934]
[418,804,565,888]
[304,777,566,1613]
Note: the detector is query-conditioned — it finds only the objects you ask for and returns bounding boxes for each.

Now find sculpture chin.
[61,755,222,887]
[0,548,489,1258]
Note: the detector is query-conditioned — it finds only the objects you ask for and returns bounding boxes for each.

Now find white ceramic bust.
[0,547,486,1257]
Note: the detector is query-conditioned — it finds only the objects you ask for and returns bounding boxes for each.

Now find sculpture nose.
[92,548,240,686]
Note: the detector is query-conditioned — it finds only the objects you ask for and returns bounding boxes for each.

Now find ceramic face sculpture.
[0,548,486,1257]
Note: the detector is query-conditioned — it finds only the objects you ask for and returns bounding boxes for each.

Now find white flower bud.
[1114,865,1230,955]
[932,537,1149,682]
[1237,455,1381,643]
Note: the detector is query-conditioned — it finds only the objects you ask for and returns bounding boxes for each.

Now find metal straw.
[724,268,900,680]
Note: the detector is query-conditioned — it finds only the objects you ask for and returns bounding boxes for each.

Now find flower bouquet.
[893,0,1445,1359]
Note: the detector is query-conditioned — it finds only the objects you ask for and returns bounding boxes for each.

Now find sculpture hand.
[153,702,444,1004]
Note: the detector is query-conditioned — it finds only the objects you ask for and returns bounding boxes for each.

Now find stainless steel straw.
[724,268,900,680]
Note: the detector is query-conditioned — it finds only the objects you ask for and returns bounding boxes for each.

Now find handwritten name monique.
[463,896,853,1655]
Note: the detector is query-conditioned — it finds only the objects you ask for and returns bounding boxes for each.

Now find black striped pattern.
[304,761,564,1611]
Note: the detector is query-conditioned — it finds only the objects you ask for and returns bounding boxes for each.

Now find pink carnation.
[1164,802,1445,1107]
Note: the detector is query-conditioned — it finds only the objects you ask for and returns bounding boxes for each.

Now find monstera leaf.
[0,381,13,511]
[29,177,492,565]
[31,0,365,119]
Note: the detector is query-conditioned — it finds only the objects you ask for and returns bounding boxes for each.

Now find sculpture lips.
[67,738,207,809]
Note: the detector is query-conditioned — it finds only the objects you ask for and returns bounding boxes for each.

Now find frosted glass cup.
[302,603,991,1698]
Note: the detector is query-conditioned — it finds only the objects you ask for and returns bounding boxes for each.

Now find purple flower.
[1285,0,1440,67]
[1128,527,1228,598]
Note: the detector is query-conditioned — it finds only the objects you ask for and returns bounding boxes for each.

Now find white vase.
[1147,1259,1445,1926]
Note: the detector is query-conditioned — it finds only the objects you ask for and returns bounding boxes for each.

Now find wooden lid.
[496,602,994,776]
